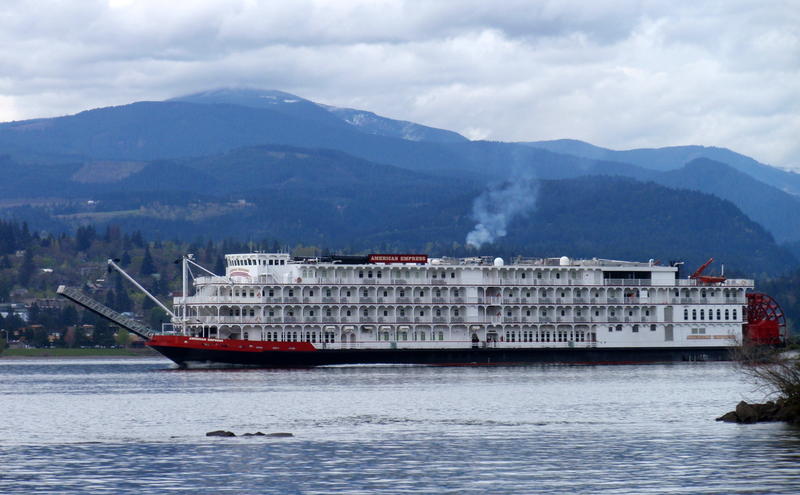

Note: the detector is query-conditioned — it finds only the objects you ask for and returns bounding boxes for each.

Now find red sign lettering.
[368,254,428,264]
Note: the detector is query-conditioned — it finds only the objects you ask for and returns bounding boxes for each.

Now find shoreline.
[0,348,162,359]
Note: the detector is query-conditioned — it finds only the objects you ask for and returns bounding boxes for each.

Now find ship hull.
[148,339,733,368]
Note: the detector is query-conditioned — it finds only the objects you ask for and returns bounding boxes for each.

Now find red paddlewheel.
[745,293,787,345]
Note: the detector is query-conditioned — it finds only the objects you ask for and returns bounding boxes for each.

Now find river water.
[1,358,799,494]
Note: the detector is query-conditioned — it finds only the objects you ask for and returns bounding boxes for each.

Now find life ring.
[296,277,302,283]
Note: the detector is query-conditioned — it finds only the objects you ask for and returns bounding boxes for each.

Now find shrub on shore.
[718,345,800,424]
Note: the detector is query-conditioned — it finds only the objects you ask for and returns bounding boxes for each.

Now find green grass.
[1,347,159,358]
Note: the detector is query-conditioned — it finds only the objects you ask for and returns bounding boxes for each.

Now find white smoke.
[466,177,539,249]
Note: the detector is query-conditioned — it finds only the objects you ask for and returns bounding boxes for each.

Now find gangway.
[56,285,156,340]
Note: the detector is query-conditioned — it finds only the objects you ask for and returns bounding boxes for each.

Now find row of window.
[608,324,658,332]
[230,258,286,266]
[263,331,336,343]
[502,330,594,343]
[244,288,465,298]
[684,308,737,321]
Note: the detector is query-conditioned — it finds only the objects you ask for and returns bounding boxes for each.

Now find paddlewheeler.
[58,253,787,367]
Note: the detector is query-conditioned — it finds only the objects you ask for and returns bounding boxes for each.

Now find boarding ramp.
[56,285,156,339]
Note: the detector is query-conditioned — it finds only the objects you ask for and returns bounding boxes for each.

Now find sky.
[0,0,798,169]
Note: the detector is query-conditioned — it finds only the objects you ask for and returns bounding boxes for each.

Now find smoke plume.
[466,177,539,249]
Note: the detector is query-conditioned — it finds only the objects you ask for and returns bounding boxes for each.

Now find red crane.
[689,258,727,284]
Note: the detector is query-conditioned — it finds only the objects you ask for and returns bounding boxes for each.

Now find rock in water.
[206,430,236,437]
[735,401,759,424]
[266,432,294,437]
[716,411,739,423]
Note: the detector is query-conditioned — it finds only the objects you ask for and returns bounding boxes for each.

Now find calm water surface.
[1,358,799,494]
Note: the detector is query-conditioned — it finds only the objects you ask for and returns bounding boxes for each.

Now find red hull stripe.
[147,335,317,353]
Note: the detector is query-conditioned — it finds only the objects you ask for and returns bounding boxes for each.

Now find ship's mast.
[182,254,188,335]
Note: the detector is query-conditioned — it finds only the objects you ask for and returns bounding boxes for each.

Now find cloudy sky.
[1,0,798,169]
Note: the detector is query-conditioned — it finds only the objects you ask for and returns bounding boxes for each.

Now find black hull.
[149,344,734,368]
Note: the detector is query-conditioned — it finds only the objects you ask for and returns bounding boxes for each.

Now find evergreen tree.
[17,249,35,286]
[60,305,79,327]
[75,225,96,251]
[104,289,116,309]
[213,255,225,275]
[140,246,156,275]
[120,250,131,267]
[114,275,132,312]
[130,231,144,248]
[104,225,121,243]
[28,302,40,323]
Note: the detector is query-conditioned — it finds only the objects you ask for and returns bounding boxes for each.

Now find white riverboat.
[134,252,785,367]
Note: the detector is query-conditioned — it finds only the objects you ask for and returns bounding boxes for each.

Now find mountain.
[576,157,800,244]
[526,139,800,196]
[656,159,800,244]
[0,88,798,275]
[172,88,467,143]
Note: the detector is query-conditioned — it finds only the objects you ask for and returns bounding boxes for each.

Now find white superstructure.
[172,253,751,351]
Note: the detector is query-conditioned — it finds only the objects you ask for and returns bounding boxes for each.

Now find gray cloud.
[0,0,797,169]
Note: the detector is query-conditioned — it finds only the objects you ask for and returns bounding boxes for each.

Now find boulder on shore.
[716,399,800,424]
